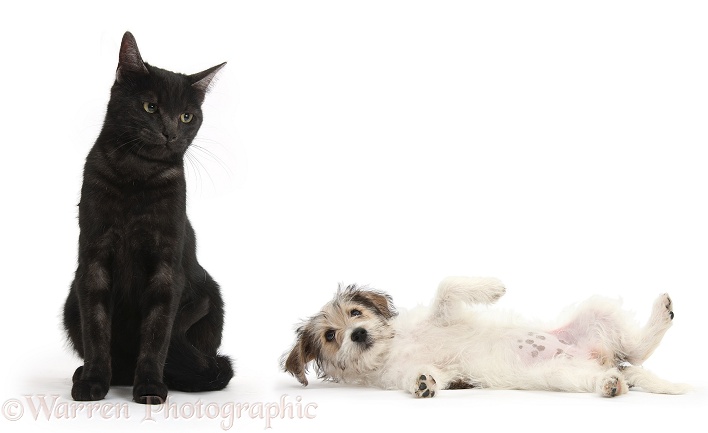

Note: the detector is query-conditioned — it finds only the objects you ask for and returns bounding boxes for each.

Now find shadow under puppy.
[283,277,689,398]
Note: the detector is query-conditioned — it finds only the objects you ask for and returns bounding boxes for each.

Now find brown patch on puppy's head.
[347,287,397,320]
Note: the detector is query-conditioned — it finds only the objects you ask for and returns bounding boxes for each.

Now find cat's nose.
[161,115,179,143]
[162,132,178,143]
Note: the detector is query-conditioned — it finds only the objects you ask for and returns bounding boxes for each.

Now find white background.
[1,1,706,432]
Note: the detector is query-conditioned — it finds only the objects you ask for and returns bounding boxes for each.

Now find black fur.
[63,32,233,404]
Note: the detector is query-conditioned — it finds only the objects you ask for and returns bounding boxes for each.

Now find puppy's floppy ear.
[352,290,397,319]
[282,326,317,386]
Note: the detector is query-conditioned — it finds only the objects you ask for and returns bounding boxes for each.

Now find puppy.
[283,277,689,397]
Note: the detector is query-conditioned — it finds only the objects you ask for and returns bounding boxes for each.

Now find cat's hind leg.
[63,286,84,356]
[163,294,233,392]
[163,344,233,392]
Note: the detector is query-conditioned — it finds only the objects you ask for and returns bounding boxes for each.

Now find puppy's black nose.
[351,328,368,343]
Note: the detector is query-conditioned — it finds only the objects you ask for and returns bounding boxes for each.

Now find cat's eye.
[324,330,335,342]
[180,113,193,124]
[143,102,158,113]
[351,309,362,317]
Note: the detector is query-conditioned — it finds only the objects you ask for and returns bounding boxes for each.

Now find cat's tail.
[163,340,234,392]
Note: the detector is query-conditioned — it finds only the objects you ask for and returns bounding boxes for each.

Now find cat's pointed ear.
[116,31,149,83]
[189,62,226,103]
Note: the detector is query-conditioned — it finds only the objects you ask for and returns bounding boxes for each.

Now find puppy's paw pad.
[600,374,627,398]
[652,293,674,323]
[414,374,437,398]
[488,285,506,302]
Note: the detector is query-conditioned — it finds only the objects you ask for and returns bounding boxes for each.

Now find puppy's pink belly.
[513,331,575,364]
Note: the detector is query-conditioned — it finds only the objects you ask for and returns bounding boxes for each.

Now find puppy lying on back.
[283,277,689,397]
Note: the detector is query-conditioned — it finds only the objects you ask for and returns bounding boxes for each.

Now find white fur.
[284,277,690,398]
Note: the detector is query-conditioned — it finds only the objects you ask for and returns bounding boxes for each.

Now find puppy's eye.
[325,330,335,342]
[351,309,362,317]
[143,102,158,113]
[180,113,193,123]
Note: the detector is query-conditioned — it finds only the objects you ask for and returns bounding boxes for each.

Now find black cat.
[63,32,233,404]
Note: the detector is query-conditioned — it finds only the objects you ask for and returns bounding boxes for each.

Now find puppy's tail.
[163,339,234,392]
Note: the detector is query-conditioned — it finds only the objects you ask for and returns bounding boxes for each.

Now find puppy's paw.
[653,293,674,322]
[598,370,628,398]
[133,381,168,405]
[484,279,507,303]
[438,276,506,305]
[662,382,693,395]
[413,374,438,398]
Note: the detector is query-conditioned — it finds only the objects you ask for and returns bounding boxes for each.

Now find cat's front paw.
[72,366,84,383]
[413,374,438,398]
[133,381,168,405]
[72,379,109,401]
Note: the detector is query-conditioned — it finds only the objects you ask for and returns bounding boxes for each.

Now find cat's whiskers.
[185,150,217,194]
[108,136,142,157]
[189,141,233,179]
[184,152,202,193]
[134,141,151,158]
